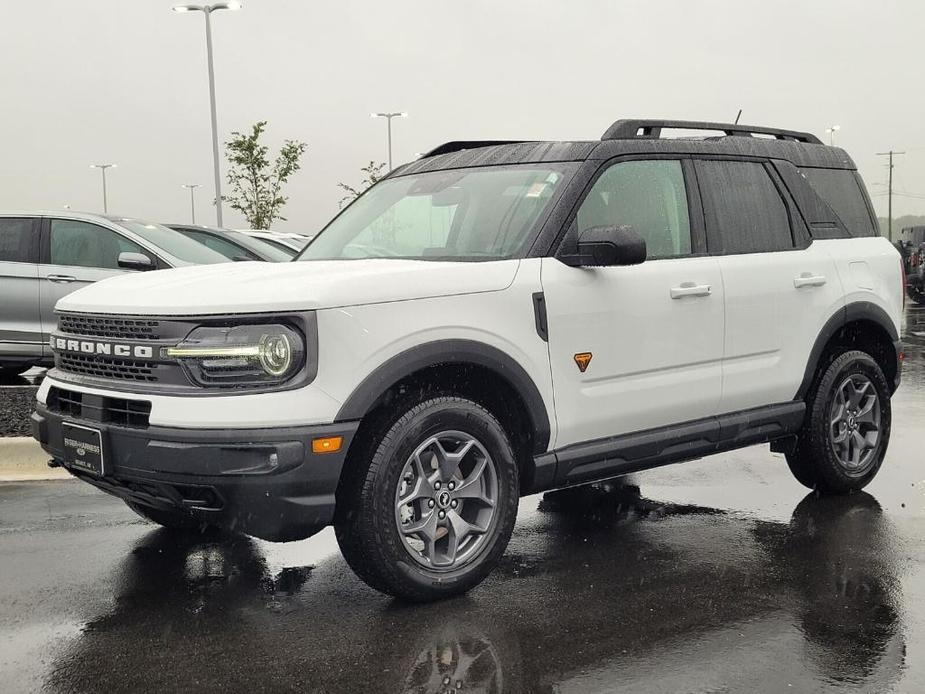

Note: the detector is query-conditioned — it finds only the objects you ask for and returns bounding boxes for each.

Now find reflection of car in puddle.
[48,484,903,693]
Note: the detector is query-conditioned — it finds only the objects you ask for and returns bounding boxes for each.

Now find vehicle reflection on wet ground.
[2,304,925,693]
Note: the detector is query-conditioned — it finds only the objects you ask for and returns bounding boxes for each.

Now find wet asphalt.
[2,306,925,693]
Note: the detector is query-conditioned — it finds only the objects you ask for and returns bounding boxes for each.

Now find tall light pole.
[89,163,116,213]
[876,150,906,242]
[371,112,407,171]
[825,124,841,146]
[172,2,242,227]
[181,184,202,224]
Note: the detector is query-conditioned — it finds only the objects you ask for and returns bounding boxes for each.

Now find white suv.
[32,120,904,601]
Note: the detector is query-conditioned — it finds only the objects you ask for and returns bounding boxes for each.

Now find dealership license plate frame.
[62,422,106,476]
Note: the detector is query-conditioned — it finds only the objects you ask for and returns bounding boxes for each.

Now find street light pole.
[825,124,841,146]
[371,112,408,171]
[89,163,116,213]
[876,150,906,242]
[182,184,202,224]
[173,2,243,227]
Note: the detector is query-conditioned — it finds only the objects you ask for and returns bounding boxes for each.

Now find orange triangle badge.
[574,352,592,373]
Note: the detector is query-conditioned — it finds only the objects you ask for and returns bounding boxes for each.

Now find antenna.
[734,109,742,125]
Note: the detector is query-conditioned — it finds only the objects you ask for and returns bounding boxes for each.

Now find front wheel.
[335,397,519,602]
[786,350,891,494]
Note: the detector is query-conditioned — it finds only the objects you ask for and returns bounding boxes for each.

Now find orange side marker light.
[312,436,343,454]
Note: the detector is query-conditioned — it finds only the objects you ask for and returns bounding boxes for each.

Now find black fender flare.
[796,301,901,399]
[334,339,551,453]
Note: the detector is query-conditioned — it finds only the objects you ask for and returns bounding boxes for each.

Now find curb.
[0,437,69,481]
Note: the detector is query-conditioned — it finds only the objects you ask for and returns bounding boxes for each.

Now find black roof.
[396,119,855,177]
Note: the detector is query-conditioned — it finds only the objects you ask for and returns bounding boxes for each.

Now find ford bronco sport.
[32,119,903,601]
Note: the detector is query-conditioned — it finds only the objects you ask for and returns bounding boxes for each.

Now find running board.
[527,402,805,493]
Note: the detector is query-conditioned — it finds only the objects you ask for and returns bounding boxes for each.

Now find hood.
[56,259,520,316]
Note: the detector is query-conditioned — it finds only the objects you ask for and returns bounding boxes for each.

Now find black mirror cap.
[117,251,155,271]
[563,225,647,267]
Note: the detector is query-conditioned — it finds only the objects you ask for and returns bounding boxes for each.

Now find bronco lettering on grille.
[52,336,154,359]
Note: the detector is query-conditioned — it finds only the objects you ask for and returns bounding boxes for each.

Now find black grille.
[47,387,151,428]
[58,353,157,382]
[58,314,162,340]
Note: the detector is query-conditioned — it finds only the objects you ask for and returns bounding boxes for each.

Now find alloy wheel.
[828,374,881,475]
[394,431,499,571]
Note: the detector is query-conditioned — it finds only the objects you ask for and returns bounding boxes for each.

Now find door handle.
[670,282,712,299]
[46,274,77,283]
[793,273,827,288]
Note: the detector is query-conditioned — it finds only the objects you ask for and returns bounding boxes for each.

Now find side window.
[183,230,253,260]
[0,218,35,263]
[49,220,147,270]
[697,160,794,253]
[800,168,877,238]
[575,160,692,259]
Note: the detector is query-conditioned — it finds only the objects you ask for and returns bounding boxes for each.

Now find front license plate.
[62,423,105,476]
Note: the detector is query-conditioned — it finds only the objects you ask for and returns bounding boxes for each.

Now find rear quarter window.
[801,168,877,238]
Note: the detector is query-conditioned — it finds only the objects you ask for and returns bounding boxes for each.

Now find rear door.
[39,218,156,344]
[0,217,43,362]
[694,159,845,413]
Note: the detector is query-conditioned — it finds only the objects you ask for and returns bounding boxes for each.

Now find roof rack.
[601,119,822,145]
[420,140,527,158]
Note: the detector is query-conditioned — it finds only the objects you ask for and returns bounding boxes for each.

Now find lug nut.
[451,500,458,508]
[438,510,446,519]
[434,481,441,490]
[428,499,435,508]
[448,481,455,491]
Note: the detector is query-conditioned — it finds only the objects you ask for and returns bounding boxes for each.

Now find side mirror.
[118,252,155,271]
[561,225,647,267]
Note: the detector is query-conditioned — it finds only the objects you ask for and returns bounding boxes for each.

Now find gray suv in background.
[0,211,228,376]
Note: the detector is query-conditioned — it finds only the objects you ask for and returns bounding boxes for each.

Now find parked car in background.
[898,226,925,304]
[237,230,312,257]
[0,211,228,376]
[167,224,294,262]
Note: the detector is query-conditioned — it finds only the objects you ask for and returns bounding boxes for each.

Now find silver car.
[0,211,228,376]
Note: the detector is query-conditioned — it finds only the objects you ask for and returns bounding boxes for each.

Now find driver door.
[541,158,724,450]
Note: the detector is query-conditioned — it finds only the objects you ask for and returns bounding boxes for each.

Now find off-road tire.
[786,350,891,494]
[335,396,519,602]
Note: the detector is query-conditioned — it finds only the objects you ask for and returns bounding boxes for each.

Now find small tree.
[337,161,387,207]
[223,121,307,229]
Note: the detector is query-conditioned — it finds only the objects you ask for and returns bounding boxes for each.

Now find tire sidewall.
[370,398,519,594]
[810,351,891,490]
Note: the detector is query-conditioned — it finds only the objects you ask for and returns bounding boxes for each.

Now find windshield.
[110,218,229,264]
[299,164,575,261]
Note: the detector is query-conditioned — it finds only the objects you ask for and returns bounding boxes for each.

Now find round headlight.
[259,333,292,376]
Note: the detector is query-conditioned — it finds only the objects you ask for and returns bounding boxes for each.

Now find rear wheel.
[126,500,220,533]
[335,396,519,602]
[786,350,891,493]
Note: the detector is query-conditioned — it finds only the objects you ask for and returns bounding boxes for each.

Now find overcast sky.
[2,0,924,233]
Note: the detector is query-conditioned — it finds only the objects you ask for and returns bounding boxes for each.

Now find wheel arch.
[335,339,551,456]
[797,301,902,400]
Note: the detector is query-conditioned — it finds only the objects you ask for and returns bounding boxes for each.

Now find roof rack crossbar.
[421,140,528,158]
[601,119,823,145]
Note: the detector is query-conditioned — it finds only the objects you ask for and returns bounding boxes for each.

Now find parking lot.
[0,304,922,693]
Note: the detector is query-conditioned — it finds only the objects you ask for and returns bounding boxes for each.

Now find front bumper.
[32,403,358,541]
